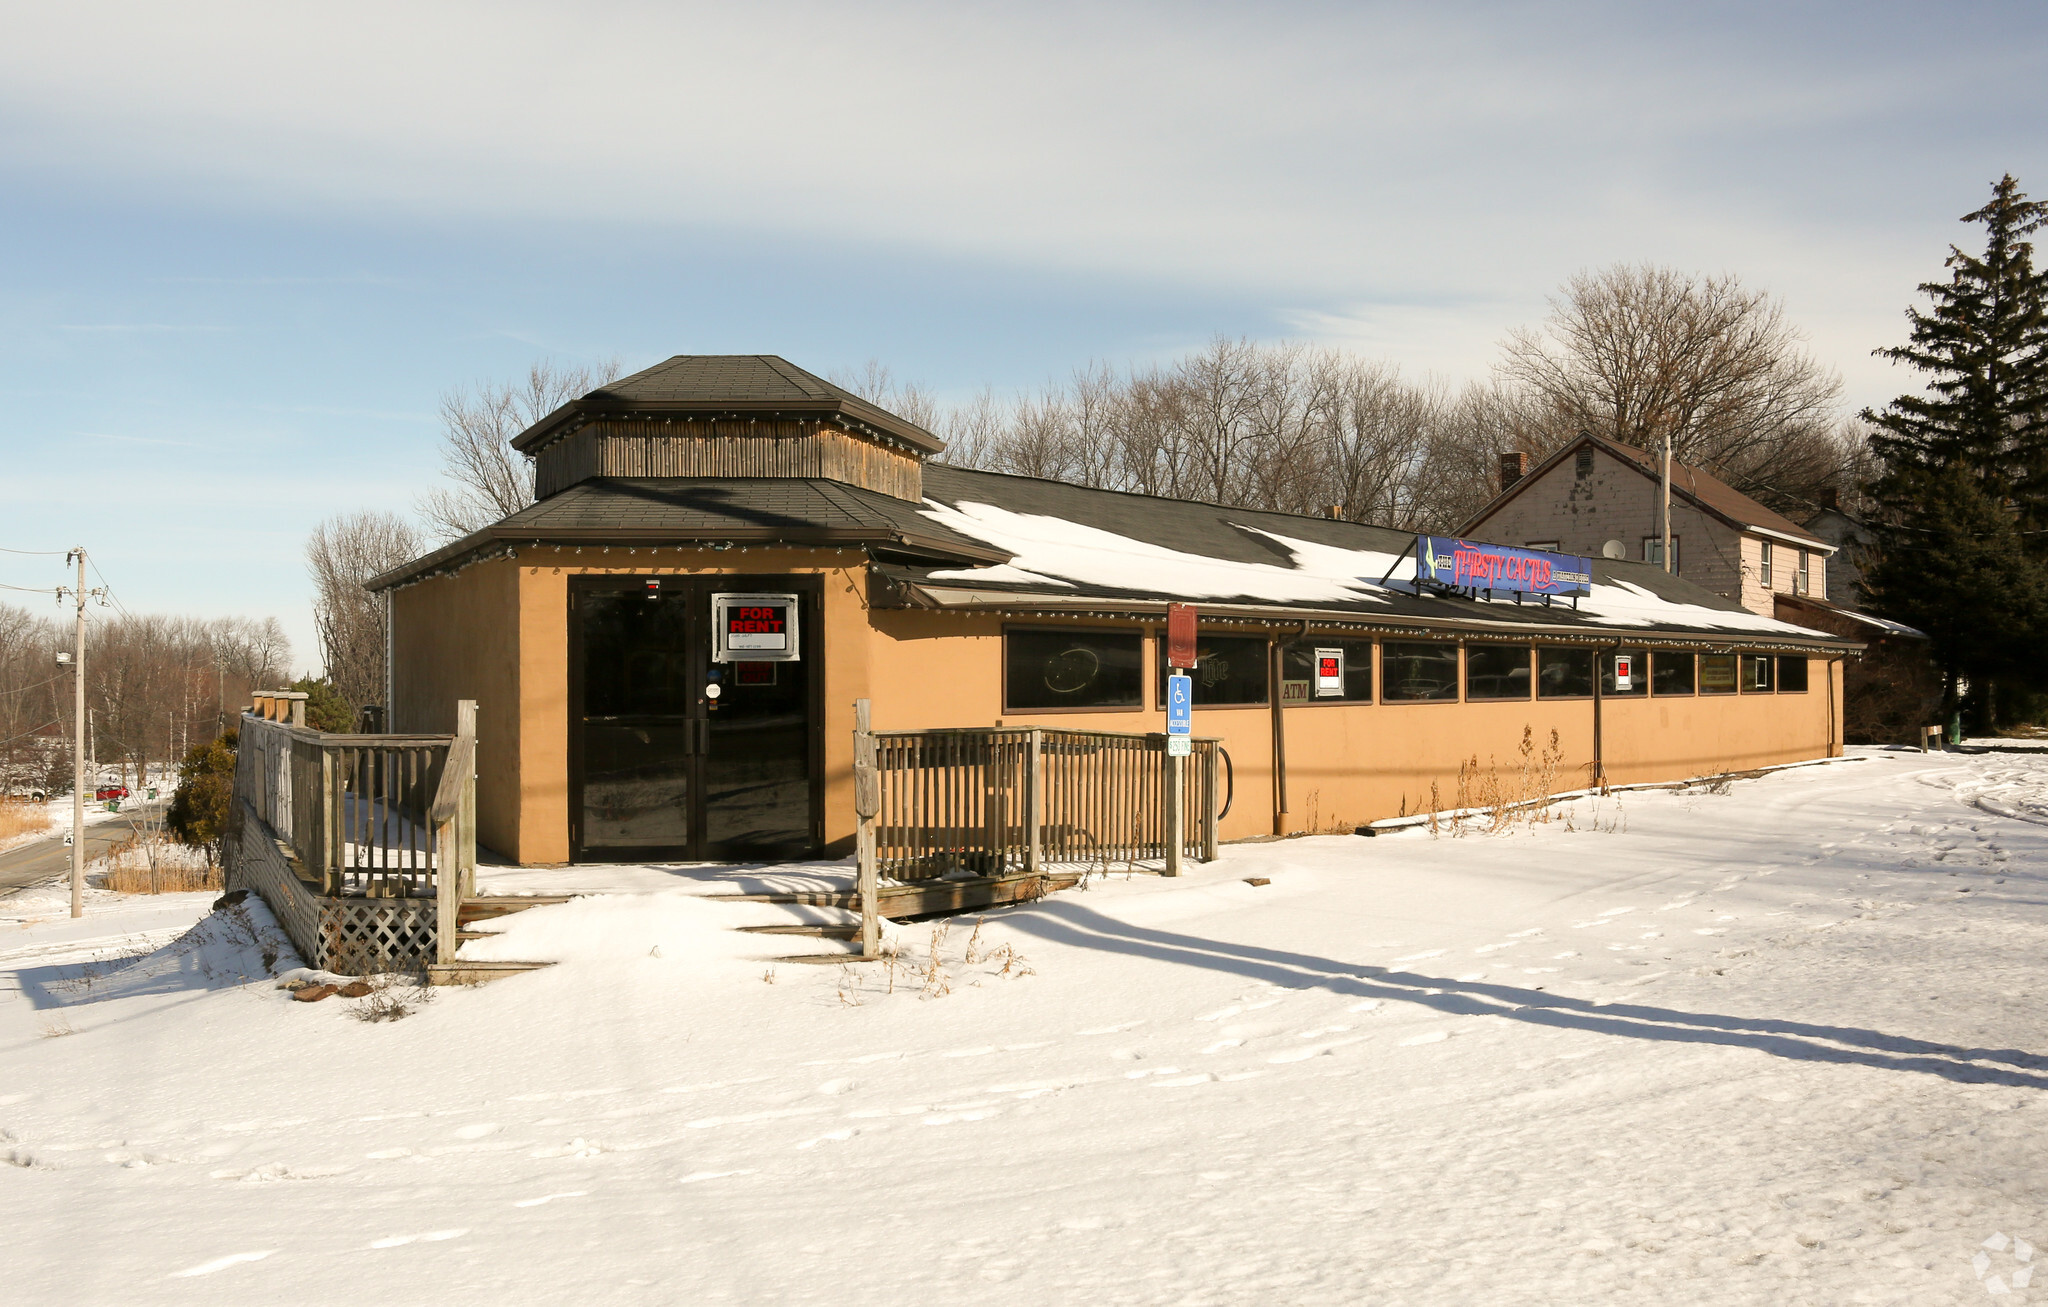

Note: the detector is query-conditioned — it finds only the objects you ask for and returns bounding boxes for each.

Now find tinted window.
[1006,629,1143,710]
[1538,647,1594,698]
[1382,642,1459,702]
[1700,653,1738,694]
[1465,645,1532,700]
[1741,654,1774,692]
[1777,656,1810,693]
[1164,634,1269,706]
[1652,651,1695,695]
[1602,647,1649,697]
[1281,639,1373,704]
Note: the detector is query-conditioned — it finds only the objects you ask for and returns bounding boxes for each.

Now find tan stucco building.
[371,358,1859,867]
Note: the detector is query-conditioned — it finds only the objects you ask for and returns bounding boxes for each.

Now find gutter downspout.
[1270,633,1291,835]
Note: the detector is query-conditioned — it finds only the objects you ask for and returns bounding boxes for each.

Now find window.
[1575,448,1594,475]
[1700,653,1738,694]
[1643,536,1681,572]
[1602,647,1649,697]
[1796,551,1810,595]
[1758,545,1773,589]
[1162,633,1268,706]
[1281,639,1373,704]
[1527,540,1561,552]
[1005,628,1143,711]
[1741,654,1775,692]
[1777,656,1810,692]
[1381,642,1459,702]
[1651,651,1695,695]
[1538,647,1595,698]
[1465,645,1533,700]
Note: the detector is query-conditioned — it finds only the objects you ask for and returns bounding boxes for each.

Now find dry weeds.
[97,832,222,895]
[0,797,51,845]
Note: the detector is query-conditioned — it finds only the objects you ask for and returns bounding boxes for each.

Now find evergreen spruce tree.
[1864,176,2048,730]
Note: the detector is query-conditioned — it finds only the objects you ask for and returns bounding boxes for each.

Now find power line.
[0,546,64,556]
[0,581,60,594]
[86,556,130,617]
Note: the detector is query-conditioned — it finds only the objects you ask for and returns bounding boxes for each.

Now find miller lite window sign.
[1613,654,1633,691]
[711,593,801,663]
[1314,647,1344,697]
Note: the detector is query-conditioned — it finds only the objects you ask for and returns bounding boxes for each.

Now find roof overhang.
[367,522,1007,593]
[873,574,1862,656]
[509,395,945,457]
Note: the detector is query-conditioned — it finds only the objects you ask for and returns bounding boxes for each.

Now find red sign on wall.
[1167,603,1197,669]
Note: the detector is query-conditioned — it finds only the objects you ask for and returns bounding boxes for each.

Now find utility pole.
[1659,431,1673,574]
[65,548,87,919]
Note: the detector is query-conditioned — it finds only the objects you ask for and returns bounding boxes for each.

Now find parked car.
[94,784,129,802]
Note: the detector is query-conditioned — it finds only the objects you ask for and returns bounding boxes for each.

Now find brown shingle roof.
[508,355,943,455]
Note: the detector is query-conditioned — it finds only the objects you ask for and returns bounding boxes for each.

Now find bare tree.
[307,511,424,713]
[1497,264,1844,509]
[419,358,623,541]
[830,359,942,436]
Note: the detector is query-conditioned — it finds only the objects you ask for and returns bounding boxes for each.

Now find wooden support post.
[430,704,478,968]
[853,699,880,958]
[1024,728,1043,875]
[1201,743,1220,861]
[456,699,478,899]
[1164,744,1185,877]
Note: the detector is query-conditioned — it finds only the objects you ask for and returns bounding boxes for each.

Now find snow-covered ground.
[5,747,2048,1304]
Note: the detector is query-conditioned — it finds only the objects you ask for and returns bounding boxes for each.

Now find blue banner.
[1417,536,1592,598]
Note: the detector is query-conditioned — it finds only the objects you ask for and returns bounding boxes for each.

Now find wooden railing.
[235,705,474,904]
[856,716,1221,882]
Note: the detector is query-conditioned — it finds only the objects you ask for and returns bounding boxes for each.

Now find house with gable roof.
[1460,433,1836,618]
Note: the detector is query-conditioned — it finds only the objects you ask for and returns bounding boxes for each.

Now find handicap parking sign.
[1166,673,1192,755]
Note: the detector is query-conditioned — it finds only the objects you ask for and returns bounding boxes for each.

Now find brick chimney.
[1499,451,1528,493]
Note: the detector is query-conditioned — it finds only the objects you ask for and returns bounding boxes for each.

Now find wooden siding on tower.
[533,419,922,501]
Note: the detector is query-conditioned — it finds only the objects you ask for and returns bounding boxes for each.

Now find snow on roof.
[1835,608,1925,637]
[919,500,1407,605]
[920,496,1833,639]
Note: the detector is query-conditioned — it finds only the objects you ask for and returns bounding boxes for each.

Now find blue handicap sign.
[1166,673,1192,735]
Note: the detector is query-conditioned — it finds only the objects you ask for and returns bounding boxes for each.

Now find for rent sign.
[711,593,802,662]
[1417,536,1592,599]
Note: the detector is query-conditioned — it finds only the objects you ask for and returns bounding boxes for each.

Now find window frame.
[1537,646,1597,700]
[1642,535,1681,572]
[1758,544,1773,590]
[1796,551,1810,595]
[1650,650,1696,696]
[1526,540,1561,552]
[1464,644,1534,701]
[1776,655,1810,693]
[1380,640,1462,704]
[1156,631,1272,710]
[1740,653,1775,693]
[1002,624,1147,715]
[1699,653,1739,695]
[1601,647,1650,698]
[1279,638,1375,707]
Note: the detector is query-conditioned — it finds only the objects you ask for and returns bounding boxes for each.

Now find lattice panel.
[317,901,436,974]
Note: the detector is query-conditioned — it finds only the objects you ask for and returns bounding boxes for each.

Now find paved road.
[0,810,154,896]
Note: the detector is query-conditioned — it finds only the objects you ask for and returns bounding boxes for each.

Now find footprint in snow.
[1507,928,1544,939]
[512,1192,587,1208]
[942,1046,999,1058]
[1077,1020,1145,1035]
[1269,1037,1365,1063]
[1196,1005,1242,1022]
[1201,1039,1244,1054]
[1392,949,1447,963]
[171,1251,275,1278]
[1295,1025,1351,1038]
[1399,1031,1450,1047]
[1149,1073,1217,1088]
[369,1230,467,1249]
[678,1169,756,1184]
[1347,1000,1382,1013]
[453,1123,500,1140]
[795,1128,859,1149]
[364,1148,412,1160]
[816,1079,857,1096]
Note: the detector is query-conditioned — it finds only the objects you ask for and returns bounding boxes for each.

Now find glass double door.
[571,576,816,863]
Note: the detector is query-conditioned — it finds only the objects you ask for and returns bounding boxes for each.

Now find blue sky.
[2,1,2044,670]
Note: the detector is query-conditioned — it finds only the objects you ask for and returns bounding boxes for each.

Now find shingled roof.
[508,355,944,456]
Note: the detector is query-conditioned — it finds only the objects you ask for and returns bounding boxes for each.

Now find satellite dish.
[1601,540,1626,560]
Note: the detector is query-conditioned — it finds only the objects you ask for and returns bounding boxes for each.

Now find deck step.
[770,948,887,965]
[427,959,552,986]
[716,891,860,908]
[737,923,860,939]
[458,895,576,924]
